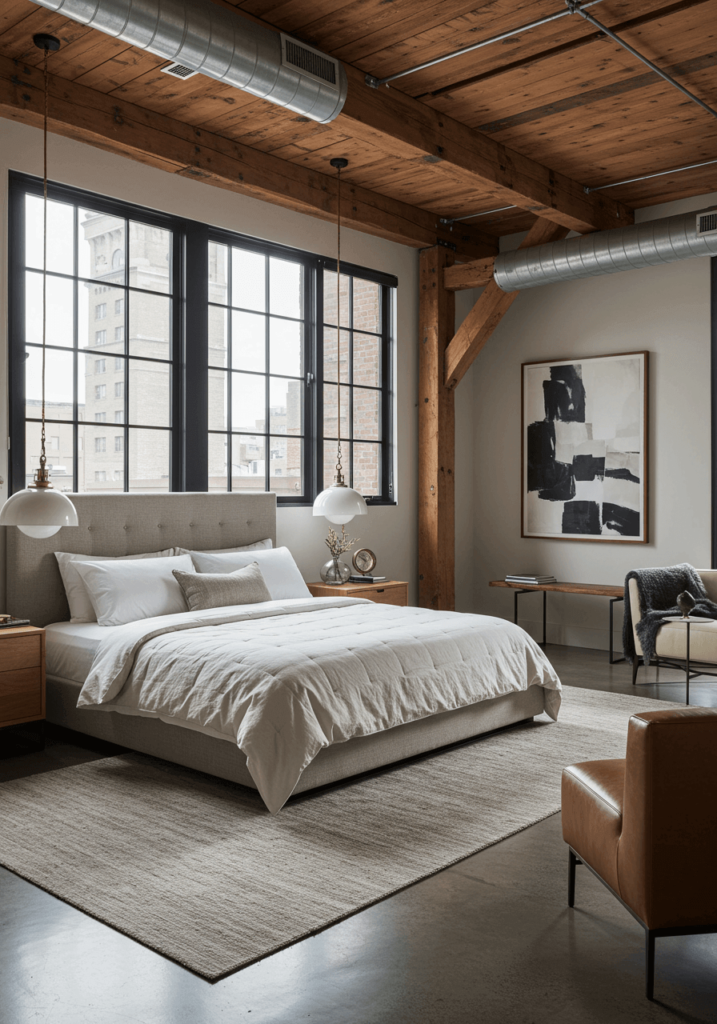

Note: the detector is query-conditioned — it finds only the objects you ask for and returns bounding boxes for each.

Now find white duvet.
[77,597,562,813]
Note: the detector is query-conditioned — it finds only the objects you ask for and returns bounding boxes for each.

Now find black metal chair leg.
[568,849,578,908]
[632,656,640,685]
[646,931,655,1000]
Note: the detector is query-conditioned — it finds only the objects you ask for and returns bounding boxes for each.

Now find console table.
[489,580,624,664]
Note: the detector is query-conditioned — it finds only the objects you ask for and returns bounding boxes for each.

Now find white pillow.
[74,554,195,626]
[190,546,310,601]
[55,548,179,623]
[176,538,273,556]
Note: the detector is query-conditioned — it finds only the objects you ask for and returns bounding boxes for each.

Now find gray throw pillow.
[173,562,271,612]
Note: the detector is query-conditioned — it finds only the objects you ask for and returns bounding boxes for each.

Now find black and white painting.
[522,352,647,542]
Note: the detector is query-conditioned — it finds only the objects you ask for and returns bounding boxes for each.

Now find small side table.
[0,625,46,753]
[661,616,713,705]
[307,580,408,607]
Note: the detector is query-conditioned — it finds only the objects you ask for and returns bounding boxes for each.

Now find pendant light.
[313,158,368,526]
[0,34,78,539]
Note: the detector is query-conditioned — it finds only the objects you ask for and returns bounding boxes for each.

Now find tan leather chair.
[562,707,717,1000]
[629,570,717,684]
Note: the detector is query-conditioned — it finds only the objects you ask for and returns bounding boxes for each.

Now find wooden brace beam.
[0,54,497,261]
[444,219,570,389]
[443,256,495,291]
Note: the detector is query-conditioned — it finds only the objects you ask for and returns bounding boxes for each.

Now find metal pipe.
[568,1,717,121]
[30,0,347,123]
[364,0,606,89]
[440,205,516,226]
[493,207,717,292]
[585,157,717,193]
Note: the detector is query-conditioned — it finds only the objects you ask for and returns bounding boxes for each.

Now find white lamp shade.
[313,483,368,525]
[0,487,79,538]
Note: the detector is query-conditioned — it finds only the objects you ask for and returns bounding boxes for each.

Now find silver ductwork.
[31,0,348,123]
[494,209,717,292]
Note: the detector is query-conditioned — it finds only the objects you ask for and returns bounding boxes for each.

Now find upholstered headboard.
[5,492,277,627]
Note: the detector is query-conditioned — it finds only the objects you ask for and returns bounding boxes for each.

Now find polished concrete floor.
[1,645,716,1024]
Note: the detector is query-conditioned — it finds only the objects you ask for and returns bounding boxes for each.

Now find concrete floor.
[1,645,716,1024]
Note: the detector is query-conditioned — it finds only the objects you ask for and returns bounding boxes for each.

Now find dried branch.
[325,526,359,558]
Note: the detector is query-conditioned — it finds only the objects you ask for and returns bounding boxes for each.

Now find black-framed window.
[8,173,396,505]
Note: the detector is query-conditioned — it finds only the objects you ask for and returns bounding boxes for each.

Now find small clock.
[353,548,377,576]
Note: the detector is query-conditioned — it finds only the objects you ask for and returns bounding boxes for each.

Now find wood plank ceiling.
[0,0,716,246]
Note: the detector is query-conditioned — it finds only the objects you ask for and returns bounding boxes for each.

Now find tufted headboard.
[5,492,277,627]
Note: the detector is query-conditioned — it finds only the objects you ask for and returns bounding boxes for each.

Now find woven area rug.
[0,687,682,979]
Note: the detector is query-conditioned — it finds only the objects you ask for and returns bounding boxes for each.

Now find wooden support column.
[418,246,456,611]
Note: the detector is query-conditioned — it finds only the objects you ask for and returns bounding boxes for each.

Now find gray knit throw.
[622,563,717,664]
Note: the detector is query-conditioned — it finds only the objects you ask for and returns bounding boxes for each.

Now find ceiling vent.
[161,62,199,80]
[697,212,717,236]
[281,34,339,90]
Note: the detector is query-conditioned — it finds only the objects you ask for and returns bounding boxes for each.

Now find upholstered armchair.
[628,570,717,684]
[562,707,717,1000]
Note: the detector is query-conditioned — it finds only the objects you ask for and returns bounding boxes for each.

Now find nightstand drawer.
[1,635,42,672]
[0,667,43,724]
[365,585,408,607]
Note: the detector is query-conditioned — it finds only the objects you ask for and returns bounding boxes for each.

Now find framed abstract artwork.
[522,352,648,542]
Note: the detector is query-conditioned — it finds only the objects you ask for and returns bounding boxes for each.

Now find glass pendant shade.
[0,486,79,538]
[313,483,368,525]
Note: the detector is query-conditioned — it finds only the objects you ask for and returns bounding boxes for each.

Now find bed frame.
[5,492,546,796]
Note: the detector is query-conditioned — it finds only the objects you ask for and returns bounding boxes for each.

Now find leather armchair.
[562,706,717,1000]
[629,570,717,684]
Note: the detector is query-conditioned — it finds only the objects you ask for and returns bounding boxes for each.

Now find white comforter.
[77,597,561,812]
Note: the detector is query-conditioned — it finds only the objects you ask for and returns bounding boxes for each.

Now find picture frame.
[522,351,648,543]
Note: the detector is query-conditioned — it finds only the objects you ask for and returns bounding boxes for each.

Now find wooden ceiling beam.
[338,64,633,235]
[0,54,497,260]
[444,218,570,389]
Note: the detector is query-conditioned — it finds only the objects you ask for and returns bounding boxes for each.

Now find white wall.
[463,191,717,649]
[0,119,421,604]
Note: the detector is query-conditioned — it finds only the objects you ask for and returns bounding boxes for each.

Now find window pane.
[208,369,227,431]
[232,372,265,433]
[78,209,126,285]
[323,327,350,383]
[26,272,73,348]
[232,248,265,313]
[78,424,124,491]
[269,258,302,319]
[232,310,265,373]
[26,347,74,421]
[232,434,265,490]
[323,383,350,440]
[78,283,125,351]
[270,377,303,438]
[270,436,303,496]
[352,279,381,333]
[353,388,380,441]
[353,332,380,387]
[354,443,380,496]
[270,318,302,378]
[208,306,227,367]
[128,429,170,491]
[324,441,350,491]
[208,433,228,491]
[25,421,74,490]
[129,222,171,294]
[323,270,350,327]
[25,195,74,275]
[129,291,170,359]
[209,242,228,305]
[129,359,170,427]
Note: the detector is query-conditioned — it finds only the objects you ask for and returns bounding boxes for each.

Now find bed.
[5,493,560,811]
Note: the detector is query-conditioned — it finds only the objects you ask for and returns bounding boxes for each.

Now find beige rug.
[0,687,682,979]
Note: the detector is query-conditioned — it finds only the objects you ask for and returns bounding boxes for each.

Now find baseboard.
[517,617,623,653]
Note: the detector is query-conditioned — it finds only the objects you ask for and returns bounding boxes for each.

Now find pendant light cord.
[335,164,343,484]
[40,44,49,477]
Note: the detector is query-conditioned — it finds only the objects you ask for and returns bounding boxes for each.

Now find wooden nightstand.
[0,627,46,745]
[307,580,408,606]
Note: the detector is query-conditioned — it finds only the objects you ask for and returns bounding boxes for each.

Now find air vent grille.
[281,35,338,88]
[161,62,198,79]
[697,212,717,235]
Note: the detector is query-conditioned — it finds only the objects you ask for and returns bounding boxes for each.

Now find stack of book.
[505,573,557,585]
[349,575,387,584]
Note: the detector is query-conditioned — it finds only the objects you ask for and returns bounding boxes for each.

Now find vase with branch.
[320,526,358,585]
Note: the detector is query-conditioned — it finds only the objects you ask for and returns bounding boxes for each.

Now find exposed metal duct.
[494,209,717,292]
[30,0,348,123]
